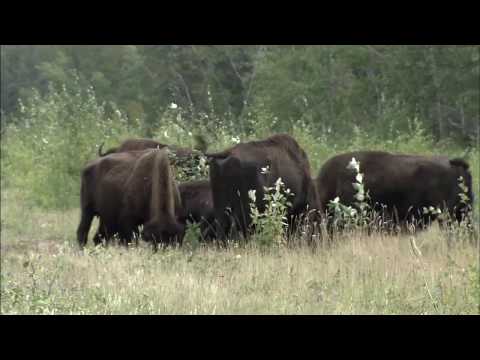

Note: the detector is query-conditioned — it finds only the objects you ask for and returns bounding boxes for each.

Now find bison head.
[142,220,186,246]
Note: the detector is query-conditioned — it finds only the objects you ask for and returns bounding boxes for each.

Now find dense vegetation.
[3,45,479,144]
[1,45,478,314]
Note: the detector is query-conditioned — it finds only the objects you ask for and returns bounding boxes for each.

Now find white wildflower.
[231,136,240,144]
[163,130,169,138]
[248,189,256,202]
[170,103,178,109]
[275,177,283,192]
[332,197,340,204]
[355,173,363,184]
[42,138,49,144]
[347,157,360,173]
[261,165,270,174]
[355,193,365,202]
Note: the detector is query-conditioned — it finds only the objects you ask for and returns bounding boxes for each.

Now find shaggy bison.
[316,151,474,231]
[98,138,167,157]
[97,137,208,181]
[98,137,208,160]
[207,134,321,241]
[178,180,216,241]
[77,148,185,250]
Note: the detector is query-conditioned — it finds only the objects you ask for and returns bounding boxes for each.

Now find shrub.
[249,176,293,249]
[2,81,138,209]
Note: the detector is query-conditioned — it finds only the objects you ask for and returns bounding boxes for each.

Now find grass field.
[1,189,478,315]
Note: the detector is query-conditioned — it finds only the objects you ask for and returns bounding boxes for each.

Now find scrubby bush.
[2,81,140,208]
[249,176,293,249]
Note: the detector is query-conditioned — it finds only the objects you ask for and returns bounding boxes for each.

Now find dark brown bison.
[97,137,208,181]
[98,138,167,157]
[206,134,321,241]
[98,136,208,160]
[316,151,474,231]
[77,148,185,250]
[178,180,216,242]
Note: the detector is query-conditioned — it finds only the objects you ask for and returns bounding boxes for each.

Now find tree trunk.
[428,46,443,141]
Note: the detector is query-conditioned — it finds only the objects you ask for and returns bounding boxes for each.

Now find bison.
[98,136,208,160]
[77,148,185,250]
[206,134,321,241]
[97,137,208,180]
[316,151,474,232]
[98,138,167,157]
[178,180,216,242]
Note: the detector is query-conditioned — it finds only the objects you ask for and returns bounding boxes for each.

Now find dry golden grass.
[2,189,479,315]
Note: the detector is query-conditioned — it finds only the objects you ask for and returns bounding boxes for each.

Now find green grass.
[1,190,478,315]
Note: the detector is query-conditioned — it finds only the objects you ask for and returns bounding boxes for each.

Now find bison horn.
[98,142,106,157]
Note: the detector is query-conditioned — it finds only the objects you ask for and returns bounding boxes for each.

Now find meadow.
[1,86,479,314]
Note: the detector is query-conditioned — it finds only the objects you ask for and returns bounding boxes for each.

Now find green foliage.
[249,177,293,249]
[327,157,373,231]
[2,81,138,208]
[3,45,478,145]
[182,221,202,252]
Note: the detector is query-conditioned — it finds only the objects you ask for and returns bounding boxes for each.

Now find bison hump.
[449,158,470,170]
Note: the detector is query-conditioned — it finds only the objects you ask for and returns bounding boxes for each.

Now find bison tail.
[450,158,470,170]
[150,149,180,222]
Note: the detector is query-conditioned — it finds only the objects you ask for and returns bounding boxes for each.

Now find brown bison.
[206,134,321,241]
[316,151,474,231]
[77,148,185,250]
[98,138,167,157]
[97,137,208,181]
[98,136,208,160]
[178,180,216,242]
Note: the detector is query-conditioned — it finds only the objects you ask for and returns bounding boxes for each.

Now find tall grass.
[1,192,478,314]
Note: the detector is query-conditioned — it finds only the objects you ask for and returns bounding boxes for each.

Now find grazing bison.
[98,138,167,157]
[178,180,216,242]
[207,134,321,241]
[98,136,208,160]
[316,151,474,231]
[77,148,185,250]
[97,137,208,181]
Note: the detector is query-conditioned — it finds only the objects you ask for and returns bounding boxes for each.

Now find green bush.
[2,82,139,209]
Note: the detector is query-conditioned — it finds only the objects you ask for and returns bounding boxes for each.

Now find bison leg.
[118,220,135,248]
[76,209,94,249]
[92,219,107,246]
[92,219,120,246]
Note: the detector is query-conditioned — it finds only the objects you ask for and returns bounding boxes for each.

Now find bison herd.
[77,134,474,250]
